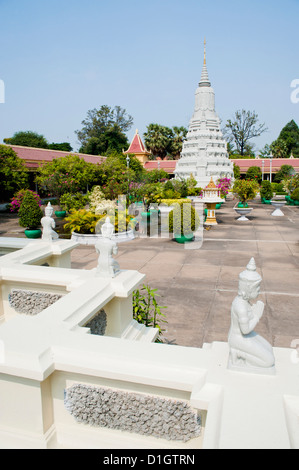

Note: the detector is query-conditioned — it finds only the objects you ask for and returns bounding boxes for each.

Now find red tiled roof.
[124,130,150,155]
[231,158,299,173]
[144,160,177,174]
[8,145,106,169]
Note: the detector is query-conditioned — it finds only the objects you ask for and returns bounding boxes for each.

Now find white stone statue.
[95,217,120,278]
[41,202,58,242]
[228,258,275,374]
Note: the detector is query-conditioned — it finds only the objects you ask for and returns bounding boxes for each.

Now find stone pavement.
[1,197,299,349]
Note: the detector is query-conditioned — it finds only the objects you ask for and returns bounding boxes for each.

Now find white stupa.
[174,40,234,188]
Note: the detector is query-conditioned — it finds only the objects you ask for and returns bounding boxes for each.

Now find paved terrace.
[1,197,299,349]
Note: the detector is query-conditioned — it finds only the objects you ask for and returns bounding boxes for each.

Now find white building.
[174,42,234,188]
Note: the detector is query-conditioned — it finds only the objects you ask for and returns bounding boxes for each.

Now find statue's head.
[45,202,53,217]
[238,258,262,300]
[101,216,114,239]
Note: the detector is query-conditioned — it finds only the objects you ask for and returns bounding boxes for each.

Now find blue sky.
[0,0,298,154]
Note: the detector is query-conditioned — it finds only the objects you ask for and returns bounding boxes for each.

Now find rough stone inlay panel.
[85,309,107,336]
[8,289,62,315]
[64,384,201,442]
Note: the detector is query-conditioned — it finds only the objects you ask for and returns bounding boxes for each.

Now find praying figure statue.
[95,217,120,278]
[228,258,275,374]
[41,202,59,242]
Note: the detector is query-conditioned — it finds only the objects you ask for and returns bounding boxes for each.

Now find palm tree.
[170,126,188,159]
[143,124,174,160]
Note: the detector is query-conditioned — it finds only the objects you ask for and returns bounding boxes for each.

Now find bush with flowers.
[216,177,232,198]
[10,189,42,213]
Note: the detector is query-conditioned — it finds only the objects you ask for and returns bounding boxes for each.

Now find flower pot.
[24,228,42,239]
[55,210,67,218]
[234,207,253,221]
[174,233,194,243]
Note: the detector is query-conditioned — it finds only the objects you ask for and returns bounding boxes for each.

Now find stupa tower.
[174,40,234,187]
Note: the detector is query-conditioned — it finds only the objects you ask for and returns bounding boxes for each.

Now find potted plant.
[260,180,273,204]
[232,179,259,206]
[232,179,259,221]
[168,201,200,243]
[18,190,43,238]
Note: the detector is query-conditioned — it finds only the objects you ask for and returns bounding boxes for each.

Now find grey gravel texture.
[8,289,63,315]
[64,383,201,442]
[85,309,107,336]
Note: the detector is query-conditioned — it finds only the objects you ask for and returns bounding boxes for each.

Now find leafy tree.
[143,124,174,160]
[233,163,241,179]
[273,164,295,183]
[75,105,133,155]
[277,120,299,157]
[48,142,73,152]
[245,166,262,183]
[224,109,267,156]
[4,131,49,148]
[270,138,288,158]
[35,154,101,197]
[259,144,271,158]
[169,126,188,159]
[0,145,29,201]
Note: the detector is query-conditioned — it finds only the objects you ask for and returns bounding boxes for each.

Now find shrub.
[232,179,259,203]
[59,192,89,212]
[168,202,200,236]
[64,209,135,234]
[260,180,273,200]
[18,191,43,229]
[10,189,41,213]
[132,284,167,343]
[290,188,299,201]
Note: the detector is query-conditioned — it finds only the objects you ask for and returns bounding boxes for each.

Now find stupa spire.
[199,38,211,87]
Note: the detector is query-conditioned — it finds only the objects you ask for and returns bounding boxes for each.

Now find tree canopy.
[277,120,299,158]
[35,154,102,197]
[0,144,29,201]
[3,130,73,151]
[75,105,133,156]
[143,124,187,160]
[224,110,267,156]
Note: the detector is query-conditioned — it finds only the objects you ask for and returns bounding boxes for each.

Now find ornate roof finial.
[199,38,211,88]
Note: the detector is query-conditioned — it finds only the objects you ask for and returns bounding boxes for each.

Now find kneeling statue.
[41,202,59,242]
[228,258,275,374]
[95,217,120,278]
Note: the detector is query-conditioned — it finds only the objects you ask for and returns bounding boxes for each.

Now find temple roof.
[124,129,150,155]
[6,145,106,169]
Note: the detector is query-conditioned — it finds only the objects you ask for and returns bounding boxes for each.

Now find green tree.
[259,144,271,158]
[75,105,133,155]
[273,164,295,183]
[143,124,174,160]
[270,138,288,158]
[0,145,29,201]
[47,142,73,152]
[245,166,262,183]
[277,120,299,158]
[233,163,241,179]
[224,110,267,156]
[4,130,49,148]
[35,154,101,197]
[169,126,188,159]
